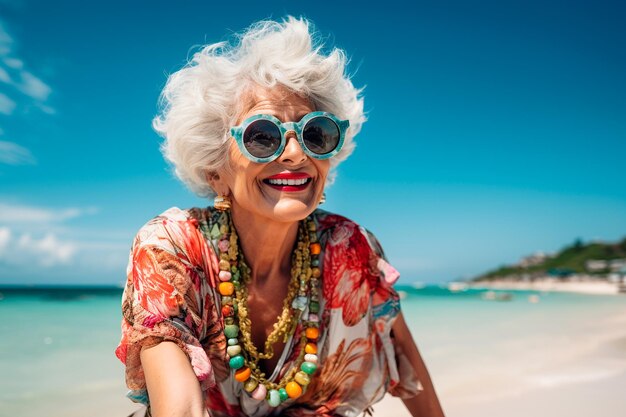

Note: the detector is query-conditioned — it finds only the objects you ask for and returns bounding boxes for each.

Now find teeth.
[267,178,310,186]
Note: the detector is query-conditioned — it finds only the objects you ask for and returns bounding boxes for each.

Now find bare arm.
[140,341,210,417]
[392,312,446,417]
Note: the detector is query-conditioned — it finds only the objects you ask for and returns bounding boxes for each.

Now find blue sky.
[0,0,625,285]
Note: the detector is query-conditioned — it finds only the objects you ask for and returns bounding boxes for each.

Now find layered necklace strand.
[216,210,321,408]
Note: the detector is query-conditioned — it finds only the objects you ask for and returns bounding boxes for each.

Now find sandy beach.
[374,369,626,417]
[3,286,626,417]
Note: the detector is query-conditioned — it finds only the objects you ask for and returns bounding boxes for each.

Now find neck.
[230,205,299,285]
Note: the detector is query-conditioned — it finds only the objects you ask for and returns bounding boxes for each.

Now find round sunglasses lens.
[243,120,281,158]
[303,117,340,155]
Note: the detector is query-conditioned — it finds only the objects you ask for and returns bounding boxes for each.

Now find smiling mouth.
[262,176,312,191]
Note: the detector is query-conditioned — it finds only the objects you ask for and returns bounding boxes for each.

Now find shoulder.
[314,209,386,260]
[125,206,219,316]
[131,206,218,272]
[133,206,207,247]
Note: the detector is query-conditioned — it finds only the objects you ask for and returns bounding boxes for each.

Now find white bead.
[227,345,241,357]
[304,353,318,364]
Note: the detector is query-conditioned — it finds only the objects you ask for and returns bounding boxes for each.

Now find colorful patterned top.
[116,206,422,417]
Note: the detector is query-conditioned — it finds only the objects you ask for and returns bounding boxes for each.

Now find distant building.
[586,259,626,273]
[518,252,551,268]
[586,260,608,272]
[609,259,626,272]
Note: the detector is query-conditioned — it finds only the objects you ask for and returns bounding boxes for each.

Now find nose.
[277,130,307,165]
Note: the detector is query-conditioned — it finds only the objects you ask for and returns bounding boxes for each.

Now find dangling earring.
[319,192,326,205]
[214,195,231,211]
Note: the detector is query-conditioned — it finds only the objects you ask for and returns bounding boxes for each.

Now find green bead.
[301,361,317,375]
[227,338,238,346]
[311,258,320,267]
[268,389,281,407]
[224,324,239,338]
[278,388,289,401]
[229,355,244,369]
[309,301,320,313]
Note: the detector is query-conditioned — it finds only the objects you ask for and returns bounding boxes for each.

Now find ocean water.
[1,285,625,416]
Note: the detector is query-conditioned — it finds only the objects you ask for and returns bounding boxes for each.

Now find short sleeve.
[361,228,424,399]
[115,207,219,404]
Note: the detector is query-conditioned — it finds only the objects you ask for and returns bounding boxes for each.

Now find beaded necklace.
[216,210,321,408]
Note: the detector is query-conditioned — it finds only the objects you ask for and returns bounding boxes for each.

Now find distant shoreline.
[468,278,622,295]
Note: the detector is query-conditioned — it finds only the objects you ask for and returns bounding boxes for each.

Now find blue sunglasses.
[230,111,349,163]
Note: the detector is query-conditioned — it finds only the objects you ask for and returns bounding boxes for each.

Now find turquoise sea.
[1,285,626,417]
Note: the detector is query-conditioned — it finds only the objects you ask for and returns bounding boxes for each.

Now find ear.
[206,170,230,197]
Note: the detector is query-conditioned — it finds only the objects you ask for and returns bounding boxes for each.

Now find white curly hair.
[153,16,366,198]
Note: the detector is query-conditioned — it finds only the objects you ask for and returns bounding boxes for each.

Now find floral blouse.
[115,206,422,417]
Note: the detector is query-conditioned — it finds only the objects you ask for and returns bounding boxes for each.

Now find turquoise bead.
[268,389,281,407]
[292,296,308,310]
[224,324,239,338]
[309,301,320,313]
[278,388,289,401]
[227,338,238,346]
[301,361,317,375]
[311,258,320,267]
[229,355,244,369]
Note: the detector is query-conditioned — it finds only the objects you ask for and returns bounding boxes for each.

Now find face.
[210,85,330,224]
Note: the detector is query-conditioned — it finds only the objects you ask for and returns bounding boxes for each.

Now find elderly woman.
[116,17,444,417]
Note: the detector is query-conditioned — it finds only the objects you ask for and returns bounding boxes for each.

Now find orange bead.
[219,282,234,296]
[235,367,251,382]
[309,243,321,255]
[285,381,303,398]
[305,327,319,340]
[304,342,317,354]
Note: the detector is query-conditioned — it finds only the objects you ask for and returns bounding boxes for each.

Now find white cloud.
[17,233,77,266]
[0,21,13,48]
[0,202,99,223]
[0,226,77,267]
[0,92,16,115]
[0,65,10,83]
[0,226,10,254]
[3,57,23,69]
[0,140,36,164]
[18,70,51,101]
[0,202,129,279]
[17,232,77,266]
[0,19,54,113]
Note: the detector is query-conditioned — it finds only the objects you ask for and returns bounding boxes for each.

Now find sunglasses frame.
[230,111,349,163]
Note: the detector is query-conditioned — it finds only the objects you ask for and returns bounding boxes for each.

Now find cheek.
[317,161,331,183]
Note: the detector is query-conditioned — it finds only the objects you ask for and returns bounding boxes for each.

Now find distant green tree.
[572,238,584,252]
